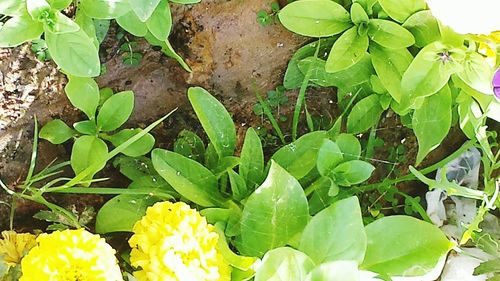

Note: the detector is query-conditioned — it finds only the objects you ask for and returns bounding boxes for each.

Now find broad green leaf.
[370,44,413,102]
[378,0,426,23]
[317,139,343,177]
[45,29,100,77]
[306,261,360,281]
[255,247,315,281]
[151,149,226,207]
[278,0,352,37]
[94,19,110,43]
[362,215,452,276]
[0,16,43,47]
[0,0,26,16]
[145,0,172,41]
[299,197,366,264]
[116,11,148,37]
[173,130,205,162]
[333,160,374,186]
[95,194,159,233]
[272,131,326,180]
[401,42,453,102]
[412,85,452,165]
[70,135,108,178]
[74,10,99,48]
[113,156,156,181]
[335,133,361,161]
[97,91,134,132]
[65,76,100,119]
[239,161,309,257]
[108,129,155,157]
[26,0,50,20]
[47,0,71,10]
[188,87,236,157]
[46,11,80,34]
[73,120,97,135]
[130,0,160,21]
[367,19,415,49]
[81,0,131,19]
[239,128,264,193]
[39,119,75,144]
[457,52,494,95]
[457,93,481,140]
[347,94,384,134]
[402,10,441,48]
[326,26,369,73]
[350,3,368,25]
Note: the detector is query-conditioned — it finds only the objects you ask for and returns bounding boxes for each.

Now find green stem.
[46,187,175,199]
[351,140,476,194]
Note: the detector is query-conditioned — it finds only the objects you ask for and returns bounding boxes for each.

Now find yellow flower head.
[20,229,123,281]
[129,201,231,281]
[0,231,36,267]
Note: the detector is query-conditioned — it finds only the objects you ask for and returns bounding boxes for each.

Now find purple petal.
[494,87,500,99]
[493,68,500,87]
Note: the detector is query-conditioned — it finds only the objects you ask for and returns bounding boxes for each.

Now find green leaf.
[94,19,110,43]
[347,94,384,134]
[239,128,264,193]
[70,135,108,178]
[361,215,452,276]
[400,42,454,102]
[0,0,27,16]
[326,26,369,73]
[272,131,326,180]
[39,119,75,144]
[332,160,374,186]
[402,10,441,48]
[367,19,415,49]
[228,169,247,201]
[0,16,43,47]
[80,0,131,19]
[457,93,484,140]
[116,11,148,37]
[46,12,80,34]
[306,261,360,281]
[239,161,309,257]
[145,0,172,41]
[95,194,159,233]
[188,87,236,157]
[370,43,413,102]
[97,91,134,132]
[278,0,352,37]
[26,0,51,20]
[65,76,100,119]
[130,0,161,21]
[316,139,343,177]
[73,120,98,135]
[255,247,315,281]
[378,0,426,23]
[107,129,155,157]
[412,85,452,165]
[45,29,100,77]
[74,10,99,48]
[151,149,226,207]
[457,52,494,96]
[299,197,366,264]
[173,130,205,162]
[47,0,71,10]
[335,133,361,161]
[143,33,192,72]
[350,3,368,25]
[474,260,500,275]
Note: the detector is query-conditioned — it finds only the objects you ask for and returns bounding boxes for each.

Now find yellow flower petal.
[0,231,36,267]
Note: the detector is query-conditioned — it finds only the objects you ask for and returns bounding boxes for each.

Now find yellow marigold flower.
[20,229,123,281]
[129,201,231,281]
[0,231,36,267]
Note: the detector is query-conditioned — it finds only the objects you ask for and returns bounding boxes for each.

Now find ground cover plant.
[0,0,499,280]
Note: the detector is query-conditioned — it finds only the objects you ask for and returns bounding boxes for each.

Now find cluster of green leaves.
[256,2,280,27]
[278,0,500,165]
[39,76,155,181]
[0,0,194,77]
[119,40,143,66]
[90,87,455,280]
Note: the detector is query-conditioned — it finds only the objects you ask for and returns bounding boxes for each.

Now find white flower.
[426,0,500,34]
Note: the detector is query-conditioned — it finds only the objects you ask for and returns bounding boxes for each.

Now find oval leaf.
[378,0,426,23]
[457,52,494,96]
[239,161,309,257]
[0,16,43,47]
[80,0,131,19]
[347,94,384,134]
[65,75,100,119]
[129,0,160,21]
[326,26,369,73]
[239,128,264,193]
[306,261,360,281]
[299,196,367,264]
[188,87,236,157]
[145,0,172,41]
[255,247,315,281]
[362,215,452,276]
[116,11,148,37]
[367,19,415,49]
[39,119,75,144]
[278,0,352,37]
[402,10,441,48]
[108,129,155,157]
[97,91,134,132]
[333,160,375,186]
[70,135,108,177]
[317,139,343,176]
